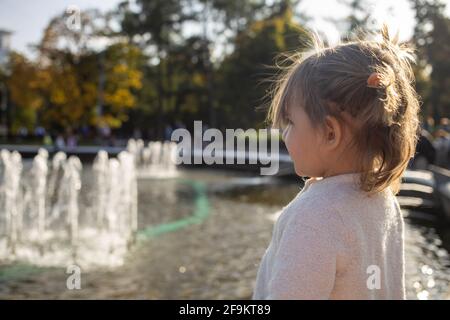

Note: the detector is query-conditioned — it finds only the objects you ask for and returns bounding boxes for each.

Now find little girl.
[252,26,420,300]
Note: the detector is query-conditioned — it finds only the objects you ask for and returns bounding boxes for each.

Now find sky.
[0,0,449,58]
[0,0,121,57]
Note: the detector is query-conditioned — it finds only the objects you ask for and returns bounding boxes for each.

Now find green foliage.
[411,0,450,119]
[5,0,449,137]
[216,5,311,129]
[5,11,143,133]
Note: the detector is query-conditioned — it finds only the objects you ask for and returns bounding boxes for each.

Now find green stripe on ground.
[136,179,210,241]
[0,263,49,282]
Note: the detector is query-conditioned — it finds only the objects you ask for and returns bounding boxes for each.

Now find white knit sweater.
[252,173,405,300]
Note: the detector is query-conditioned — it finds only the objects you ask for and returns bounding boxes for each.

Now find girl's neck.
[320,168,363,179]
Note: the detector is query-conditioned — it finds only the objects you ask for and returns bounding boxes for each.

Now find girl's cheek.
[284,126,298,156]
[282,125,292,148]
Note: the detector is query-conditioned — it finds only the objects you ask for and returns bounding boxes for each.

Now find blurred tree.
[208,0,269,35]
[38,43,143,131]
[6,52,46,133]
[100,43,143,128]
[411,0,450,119]
[6,9,144,133]
[118,0,191,137]
[343,0,376,37]
[165,36,211,124]
[328,0,376,39]
[117,0,305,136]
[122,34,219,137]
[216,1,311,129]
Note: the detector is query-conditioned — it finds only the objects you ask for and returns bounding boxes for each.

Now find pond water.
[0,168,449,299]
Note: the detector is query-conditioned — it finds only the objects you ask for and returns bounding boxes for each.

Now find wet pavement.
[0,169,449,299]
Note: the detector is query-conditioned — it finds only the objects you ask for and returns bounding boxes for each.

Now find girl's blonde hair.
[268,25,421,195]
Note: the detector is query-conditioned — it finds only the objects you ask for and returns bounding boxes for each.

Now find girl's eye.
[281,121,292,142]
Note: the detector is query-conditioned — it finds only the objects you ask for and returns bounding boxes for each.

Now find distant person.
[66,134,78,149]
[43,134,53,147]
[99,125,111,145]
[18,127,28,141]
[411,129,436,169]
[164,124,173,141]
[55,134,65,150]
[253,26,419,300]
[423,116,435,133]
[108,134,117,147]
[174,121,186,130]
[433,129,450,167]
[34,126,46,140]
[133,128,142,140]
[80,125,90,139]
[437,117,450,133]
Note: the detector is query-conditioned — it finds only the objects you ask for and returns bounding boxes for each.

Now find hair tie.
[367,72,381,88]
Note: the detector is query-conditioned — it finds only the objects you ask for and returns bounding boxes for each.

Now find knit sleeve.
[267,220,337,300]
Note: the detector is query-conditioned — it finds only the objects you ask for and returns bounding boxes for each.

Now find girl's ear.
[323,115,342,149]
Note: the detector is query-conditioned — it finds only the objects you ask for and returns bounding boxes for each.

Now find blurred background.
[0,0,449,300]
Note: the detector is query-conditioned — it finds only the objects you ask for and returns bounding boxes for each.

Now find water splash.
[128,139,178,178]
[30,149,48,254]
[0,150,23,257]
[0,145,143,270]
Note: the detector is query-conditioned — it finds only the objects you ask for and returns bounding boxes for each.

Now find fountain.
[0,150,23,257]
[0,145,141,269]
[128,139,178,178]
[29,148,48,254]
[0,139,178,269]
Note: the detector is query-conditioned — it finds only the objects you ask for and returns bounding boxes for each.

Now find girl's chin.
[294,163,317,178]
[293,164,304,177]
